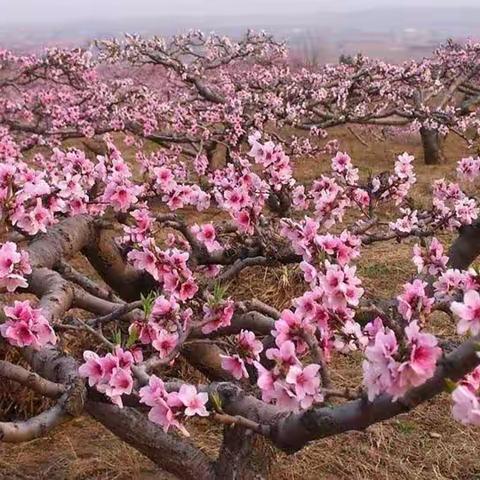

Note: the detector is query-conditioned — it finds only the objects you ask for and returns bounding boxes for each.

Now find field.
[1,127,479,480]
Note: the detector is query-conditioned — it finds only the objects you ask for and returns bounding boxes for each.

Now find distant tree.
[339,53,354,65]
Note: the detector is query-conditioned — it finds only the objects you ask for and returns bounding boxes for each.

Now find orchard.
[2,31,480,479]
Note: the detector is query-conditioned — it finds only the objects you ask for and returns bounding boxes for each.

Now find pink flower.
[412,238,448,275]
[332,152,353,173]
[1,301,56,349]
[140,376,207,435]
[362,327,399,401]
[457,156,480,181]
[0,242,21,276]
[201,300,235,334]
[103,180,140,212]
[452,385,480,425]
[397,279,433,322]
[0,242,31,292]
[193,223,220,252]
[152,329,178,359]
[394,321,441,396]
[98,367,133,407]
[266,340,300,369]
[233,209,253,235]
[237,330,263,362]
[148,398,182,433]
[300,261,317,284]
[286,364,320,399]
[114,346,134,369]
[254,361,277,403]
[178,277,198,301]
[152,295,178,318]
[139,374,167,407]
[319,262,364,309]
[220,354,249,380]
[128,247,159,280]
[433,269,469,296]
[3,321,36,347]
[451,290,480,335]
[224,189,247,211]
[176,384,209,417]
[78,347,136,407]
[273,309,305,346]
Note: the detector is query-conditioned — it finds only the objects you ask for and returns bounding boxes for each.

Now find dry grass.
[2,128,480,479]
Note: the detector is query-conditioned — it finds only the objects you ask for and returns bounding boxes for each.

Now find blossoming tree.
[95,34,480,165]
[5,33,480,167]
[3,33,480,480]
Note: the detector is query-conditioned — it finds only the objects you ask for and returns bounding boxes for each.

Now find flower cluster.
[248,133,293,190]
[129,295,191,360]
[412,237,448,276]
[78,347,136,407]
[255,340,322,410]
[1,300,56,349]
[397,279,434,322]
[0,242,31,292]
[362,319,441,401]
[191,223,221,253]
[139,375,208,436]
[457,156,480,181]
[451,366,480,425]
[201,298,235,334]
[220,329,263,379]
[128,243,198,301]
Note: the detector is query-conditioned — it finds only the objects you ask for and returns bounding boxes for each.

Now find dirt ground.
[2,127,480,479]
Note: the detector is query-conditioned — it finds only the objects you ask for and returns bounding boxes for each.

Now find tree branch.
[0,360,65,399]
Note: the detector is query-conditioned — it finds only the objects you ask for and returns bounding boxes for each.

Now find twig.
[89,300,143,328]
[323,387,359,401]
[243,299,281,320]
[57,260,123,303]
[212,412,270,435]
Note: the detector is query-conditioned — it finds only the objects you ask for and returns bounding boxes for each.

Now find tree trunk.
[215,425,271,479]
[420,127,444,165]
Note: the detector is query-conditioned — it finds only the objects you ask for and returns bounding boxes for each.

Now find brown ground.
[2,127,480,480]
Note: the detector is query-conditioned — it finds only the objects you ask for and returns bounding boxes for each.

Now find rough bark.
[87,401,215,480]
[27,214,95,269]
[420,126,444,165]
[214,426,260,480]
[182,342,233,381]
[82,227,156,301]
[448,220,480,269]
[0,360,65,398]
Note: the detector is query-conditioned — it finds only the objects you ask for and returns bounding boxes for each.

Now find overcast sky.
[1,0,480,24]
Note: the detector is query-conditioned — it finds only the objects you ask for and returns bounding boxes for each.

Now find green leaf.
[141,290,157,317]
[209,391,223,412]
[125,326,139,349]
[211,282,227,305]
[112,329,122,347]
[444,378,457,393]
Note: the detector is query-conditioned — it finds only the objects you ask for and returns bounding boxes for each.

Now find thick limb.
[87,401,215,480]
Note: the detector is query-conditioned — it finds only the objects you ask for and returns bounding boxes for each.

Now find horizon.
[1,0,480,26]
[1,1,479,62]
